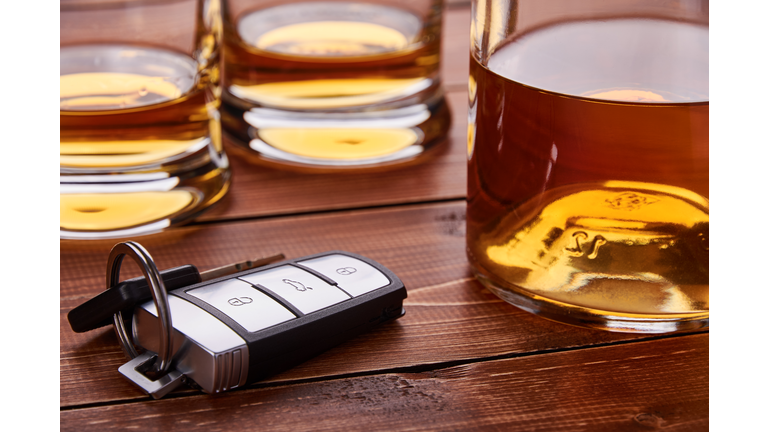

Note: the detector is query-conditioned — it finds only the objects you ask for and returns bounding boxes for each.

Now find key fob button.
[299,254,390,297]
[238,266,350,314]
[187,279,296,332]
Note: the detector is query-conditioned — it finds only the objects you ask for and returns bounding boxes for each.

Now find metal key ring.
[107,241,174,375]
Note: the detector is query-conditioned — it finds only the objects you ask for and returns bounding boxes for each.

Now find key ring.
[106,241,174,375]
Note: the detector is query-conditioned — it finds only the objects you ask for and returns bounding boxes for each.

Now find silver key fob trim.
[133,295,249,394]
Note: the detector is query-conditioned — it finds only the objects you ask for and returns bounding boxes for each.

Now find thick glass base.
[472,266,708,333]
[221,89,450,171]
[466,181,709,334]
[60,145,230,240]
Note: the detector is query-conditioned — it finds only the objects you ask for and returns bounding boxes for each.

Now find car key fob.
[120,250,406,398]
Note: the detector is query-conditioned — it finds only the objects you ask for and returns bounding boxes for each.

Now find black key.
[67,265,202,333]
[68,254,286,333]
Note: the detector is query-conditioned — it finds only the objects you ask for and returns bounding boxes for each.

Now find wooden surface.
[60,3,709,430]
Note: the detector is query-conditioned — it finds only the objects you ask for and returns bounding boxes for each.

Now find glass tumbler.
[60,0,230,239]
[220,0,451,170]
[467,0,709,332]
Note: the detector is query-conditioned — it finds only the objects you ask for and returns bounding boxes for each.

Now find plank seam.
[187,197,467,228]
[60,330,707,412]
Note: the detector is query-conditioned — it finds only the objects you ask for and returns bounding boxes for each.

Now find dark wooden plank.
[61,202,651,407]
[60,189,475,299]
[61,333,708,431]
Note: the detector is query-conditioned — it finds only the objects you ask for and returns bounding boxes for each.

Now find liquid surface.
[60,45,197,110]
[467,18,709,326]
[237,2,421,58]
[60,44,228,236]
[252,21,408,56]
[487,18,708,103]
[223,1,448,167]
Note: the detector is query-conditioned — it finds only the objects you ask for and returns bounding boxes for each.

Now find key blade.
[199,253,285,281]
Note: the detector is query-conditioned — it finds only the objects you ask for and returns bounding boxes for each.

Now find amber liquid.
[467,19,709,332]
[60,45,229,238]
[221,1,449,168]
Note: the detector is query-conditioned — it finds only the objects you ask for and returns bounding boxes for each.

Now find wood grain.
[61,202,651,407]
[61,333,708,431]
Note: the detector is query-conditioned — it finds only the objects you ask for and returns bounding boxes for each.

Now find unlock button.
[187,279,295,332]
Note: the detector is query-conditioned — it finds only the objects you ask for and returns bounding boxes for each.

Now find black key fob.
[120,250,406,398]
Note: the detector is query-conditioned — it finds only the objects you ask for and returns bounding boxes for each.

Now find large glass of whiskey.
[467,0,709,333]
[60,0,230,239]
[221,0,450,170]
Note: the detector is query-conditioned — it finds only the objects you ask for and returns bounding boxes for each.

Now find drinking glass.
[220,0,451,170]
[467,0,709,332]
[60,0,231,239]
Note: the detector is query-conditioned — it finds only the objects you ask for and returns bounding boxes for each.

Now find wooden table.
[60,3,709,430]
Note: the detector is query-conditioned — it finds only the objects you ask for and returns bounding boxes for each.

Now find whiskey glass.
[60,0,230,239]
[220,0,451,170]
[466,0,709,332]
